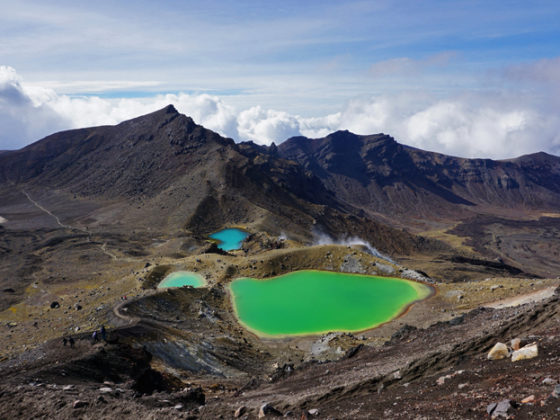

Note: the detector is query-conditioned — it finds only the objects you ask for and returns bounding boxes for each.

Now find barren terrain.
[1,107,560,418]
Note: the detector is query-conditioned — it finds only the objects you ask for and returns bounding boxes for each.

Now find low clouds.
[504,57,560,87]
[1,65,559,159]
[237,107,301,145]
[0,66,69,150]
[334,94,560,158]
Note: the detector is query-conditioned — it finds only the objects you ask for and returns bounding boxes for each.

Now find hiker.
[69,337,75,348]
[92,330,99,343]
[63,337,67,346]
[100,325,106,341]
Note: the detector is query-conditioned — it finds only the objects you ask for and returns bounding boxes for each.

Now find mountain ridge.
[1,105,559,263]
[278,130,560,221]
[1,105,439,256]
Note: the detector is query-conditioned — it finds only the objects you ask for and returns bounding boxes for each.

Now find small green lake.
[157,271,205,288]
[209,228,249,251]
[229,270,432,337]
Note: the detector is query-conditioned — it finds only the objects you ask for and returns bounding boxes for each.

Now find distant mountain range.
[278,130,560,222]
[1,105,559,258]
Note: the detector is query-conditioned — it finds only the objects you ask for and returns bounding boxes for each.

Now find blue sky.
[1,0,560,157]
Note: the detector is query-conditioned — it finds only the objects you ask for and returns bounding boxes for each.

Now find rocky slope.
[278,131,560,221]
[0,106,433,253]
[2,106,560,419]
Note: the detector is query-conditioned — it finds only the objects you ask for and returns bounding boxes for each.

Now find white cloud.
[237,106,302,145]
[333,93,560,158]
[504,57,560,86]
[0,65,69,150]
[1,66,560,159]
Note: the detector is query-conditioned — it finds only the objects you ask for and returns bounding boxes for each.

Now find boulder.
[487,342,509,360]
[175,387,205,407]
[487,399,516,418]
[72,400,88,409]
[50,301,60,309]
[258,402,282,418]
[510,338,521,351]
[542,377,557,385]
[99,387,113,394]
[234,406,247,418]
[521,395,535,404]
[511,343,538,362]
[308,408,320,416]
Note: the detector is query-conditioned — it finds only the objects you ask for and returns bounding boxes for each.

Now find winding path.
[22,190,118,261]
[22,190,73,229]
[112,300,140,325]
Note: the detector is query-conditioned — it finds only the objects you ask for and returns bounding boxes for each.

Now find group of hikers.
[91,325,107,343]
[62,336,75,348]
[62,325,107,348]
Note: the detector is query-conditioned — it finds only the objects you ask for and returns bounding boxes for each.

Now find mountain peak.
[162,104,178,114]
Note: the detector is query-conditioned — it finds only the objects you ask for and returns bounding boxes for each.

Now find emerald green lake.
[157,271,205,288]
[230,270,432,337]
[209,228,249,251]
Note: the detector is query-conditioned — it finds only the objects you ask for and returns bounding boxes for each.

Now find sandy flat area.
[485,286,558,309]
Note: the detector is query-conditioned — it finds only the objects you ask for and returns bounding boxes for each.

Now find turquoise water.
[209,228,249,251]
[157,271,205,288]
[230,270,432,337]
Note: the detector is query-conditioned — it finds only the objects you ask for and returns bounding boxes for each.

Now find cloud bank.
[1,65,559,159]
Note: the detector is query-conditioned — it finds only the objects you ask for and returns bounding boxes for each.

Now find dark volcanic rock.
[278,131,560,219]
[0,106,437,255]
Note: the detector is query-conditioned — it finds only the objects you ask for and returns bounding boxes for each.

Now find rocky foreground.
[1,287,559,419]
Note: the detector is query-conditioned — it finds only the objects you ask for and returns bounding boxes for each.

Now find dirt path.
[22,190,73,229]
[484,285,558,309]
[112,300,140,325]
[22,189,120,261]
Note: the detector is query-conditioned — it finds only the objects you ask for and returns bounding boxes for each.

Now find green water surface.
[157,271,205,288]
[230,270,431,337]
[209,228,249,251]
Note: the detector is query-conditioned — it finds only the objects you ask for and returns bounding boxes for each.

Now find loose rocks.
[234,406,247,418]
[487,399,516,418]
[72,400,88,409]
[511,343,538,362]
[521,395,535,404]
[487,342,509,360]
[258,402,282,418]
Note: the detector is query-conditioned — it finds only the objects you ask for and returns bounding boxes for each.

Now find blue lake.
[157,271,205,288]
[209,228,249,251]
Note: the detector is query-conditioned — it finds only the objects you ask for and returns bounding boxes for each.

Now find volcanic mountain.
[3,106,560,419]
[0,105,429,253]
[278,131,560,223]
[1,105,559,280]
